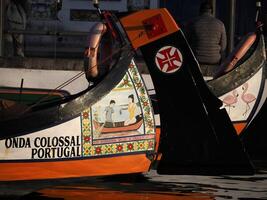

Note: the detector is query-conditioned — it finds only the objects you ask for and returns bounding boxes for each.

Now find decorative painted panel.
[219,69,262,121]
[82,60,156,157]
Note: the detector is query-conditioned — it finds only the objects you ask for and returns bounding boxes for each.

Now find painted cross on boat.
[155,46,183,73]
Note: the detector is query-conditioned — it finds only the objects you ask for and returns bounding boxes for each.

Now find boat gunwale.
[208,34,266,97]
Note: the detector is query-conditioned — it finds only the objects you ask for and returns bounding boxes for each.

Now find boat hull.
[0,60,157,181]
[0,154,151,181]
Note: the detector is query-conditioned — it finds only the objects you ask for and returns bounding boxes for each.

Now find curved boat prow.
[121,9,254,175]
[214,33,257,78]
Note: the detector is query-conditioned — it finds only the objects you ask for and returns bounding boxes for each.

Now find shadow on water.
[1,170,267,200]
[19,173,215,200]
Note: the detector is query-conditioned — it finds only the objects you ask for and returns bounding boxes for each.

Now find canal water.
[1,169,267,200]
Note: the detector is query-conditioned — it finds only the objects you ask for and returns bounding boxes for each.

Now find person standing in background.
[5,0,27,57]
[185,1,227,77]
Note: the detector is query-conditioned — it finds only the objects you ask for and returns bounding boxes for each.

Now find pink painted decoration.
[241,82,256,116]
[222,90,239,114]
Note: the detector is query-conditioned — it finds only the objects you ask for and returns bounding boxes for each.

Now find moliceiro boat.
[0,2,255,181]
[0,57,157,181]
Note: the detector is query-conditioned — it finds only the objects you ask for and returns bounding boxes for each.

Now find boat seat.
[214,33,257,78]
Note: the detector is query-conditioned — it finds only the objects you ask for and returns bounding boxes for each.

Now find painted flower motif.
[83,145,92,156]
[147,120,153,128]
[127,143,133,150]
[133,142,139,150]
[111,144,118,153]
[95,147,102,154]
[83,112,89,119]
[84,149,89,155]
[84,136,90,142]
[90,147,95,155]
[106,147,112,153]
[139,87,146,95]
[143,101,148,107]
[136,82,142,89]
[103,145,113,154]
[143,140,149,149]
[138,142,144,149]
[117,145,123,152]
[123,79,129,85]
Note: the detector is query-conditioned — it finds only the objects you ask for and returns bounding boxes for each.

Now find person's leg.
[4,33,14,57]
[13,33,24,57]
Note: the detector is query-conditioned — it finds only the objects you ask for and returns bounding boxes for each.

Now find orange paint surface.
[154,127,162,162]
[233,122,247,135]
[0,154,151,181]
[121,9,179,49]
[155,127,161,152]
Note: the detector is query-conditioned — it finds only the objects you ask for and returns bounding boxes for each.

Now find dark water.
[1,169,267,200]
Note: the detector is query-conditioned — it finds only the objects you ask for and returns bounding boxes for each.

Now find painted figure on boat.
[124,94,137,126]
[104,100,116,128]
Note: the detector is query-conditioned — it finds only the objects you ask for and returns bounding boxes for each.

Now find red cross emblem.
[155,46,183,73]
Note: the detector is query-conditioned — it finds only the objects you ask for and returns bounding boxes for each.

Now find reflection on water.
[21,186,214,200]
[1,170,267,200]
